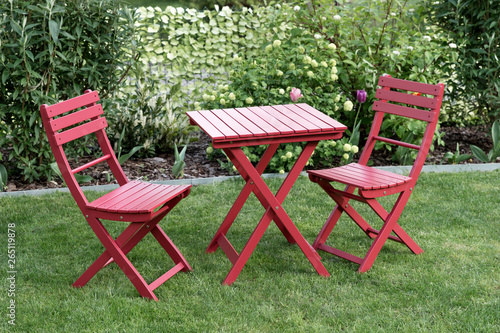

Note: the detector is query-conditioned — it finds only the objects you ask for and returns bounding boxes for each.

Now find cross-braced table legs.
[207,141,330,285]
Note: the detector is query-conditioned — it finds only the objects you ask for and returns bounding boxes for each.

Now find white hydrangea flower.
[273,40,281,47]
[423,35,432,42]
[333,14,341,20]
[328,43,337,50]
[344,100,353,111]
[449,43,457,48]
[294,6,300,11]
[343,143,352,152]
[393,50,400,55]
[228,92,236,100]
[279,88,285,94]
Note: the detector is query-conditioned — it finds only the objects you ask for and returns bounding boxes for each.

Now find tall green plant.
[425,0,500,122]
[293,0,455,128]
[0,0,138,182]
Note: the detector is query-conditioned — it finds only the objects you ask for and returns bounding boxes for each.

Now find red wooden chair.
[40,90,192,300]
[308,76,444,272]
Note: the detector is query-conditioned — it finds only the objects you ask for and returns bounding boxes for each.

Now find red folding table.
[187,104,346,285]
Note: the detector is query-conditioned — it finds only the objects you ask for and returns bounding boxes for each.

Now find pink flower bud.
[290,87,303,102]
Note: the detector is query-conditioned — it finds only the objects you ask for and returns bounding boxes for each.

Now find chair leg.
[358,190,416,272]
[82,216,157,300]
[151,225,192,272]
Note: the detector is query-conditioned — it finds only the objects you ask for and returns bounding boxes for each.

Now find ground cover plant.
[1,171,498,331]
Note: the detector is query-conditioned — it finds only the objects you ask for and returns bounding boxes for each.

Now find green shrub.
[0,0,137,182]
[425,0,500,123]
[200,15,363,172]
[287,0,452,163]
[179,0,266,10]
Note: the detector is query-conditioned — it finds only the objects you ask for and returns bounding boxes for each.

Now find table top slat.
[294,103,348,130]
[246,107,295,135]
[211,109,254,138]
[271,105,323,132]
[218,109,266,137]
[258,106,308,134]
[186,111,226,140]
[198,110,240,139]
[282,104,335,132]
[233,108,281,136]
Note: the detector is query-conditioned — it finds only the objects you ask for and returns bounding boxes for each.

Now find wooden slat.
[294,103,347,130]
[282,104,334,131]
[375,89,437,109]
[378,76,441,96]
[260,105,309,134]
[89,181,145,210]
[128,185,188,213]
[234,108,281,136]
[106,183,168,213]
[54,118,107,146]
[246,107,295,135]
[50,104,103,132]
[373,101,434,122]
[309,164,410,190]
[221,109,267,137]
[186,111,226,140]
[199,110,240,139]
[45,91,100,118]
[212,109,254,138]
[271,105,322,132]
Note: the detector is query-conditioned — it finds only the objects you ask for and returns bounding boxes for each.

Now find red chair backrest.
[40,90,128,210]
[358,76,445,180]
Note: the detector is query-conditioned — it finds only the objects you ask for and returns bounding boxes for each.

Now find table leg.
[220,144,329,284]
[206,144,282,253]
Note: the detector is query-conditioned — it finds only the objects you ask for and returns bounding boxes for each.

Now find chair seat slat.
[309,163,411,190]
[50,104,103,132]
[54,118,108,146]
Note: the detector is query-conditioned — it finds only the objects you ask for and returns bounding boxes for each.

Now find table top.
[187,103,347,148]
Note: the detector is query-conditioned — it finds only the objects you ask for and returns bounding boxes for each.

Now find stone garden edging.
[1,163,499,198]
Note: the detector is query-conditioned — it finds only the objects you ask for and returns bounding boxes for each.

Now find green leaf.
[10,19,23,36]
[2,70,9,84]
[470,145,489,163]
[49,19,60,44]
[0,164,7,191]
[118,145,143,165]
[492,120,499,151]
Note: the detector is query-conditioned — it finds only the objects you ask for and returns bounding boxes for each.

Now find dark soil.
[2,125,494,192]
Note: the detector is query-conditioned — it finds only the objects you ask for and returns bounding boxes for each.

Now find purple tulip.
[356,89,367,103]
[290,87,303,102]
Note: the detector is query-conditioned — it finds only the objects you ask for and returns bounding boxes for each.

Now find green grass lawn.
[1,171,499,332]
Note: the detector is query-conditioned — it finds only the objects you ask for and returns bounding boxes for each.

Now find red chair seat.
[88,181,190,216]
[308,163,411,190]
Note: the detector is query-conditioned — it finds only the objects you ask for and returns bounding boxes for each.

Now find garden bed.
[1,125,493,192]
